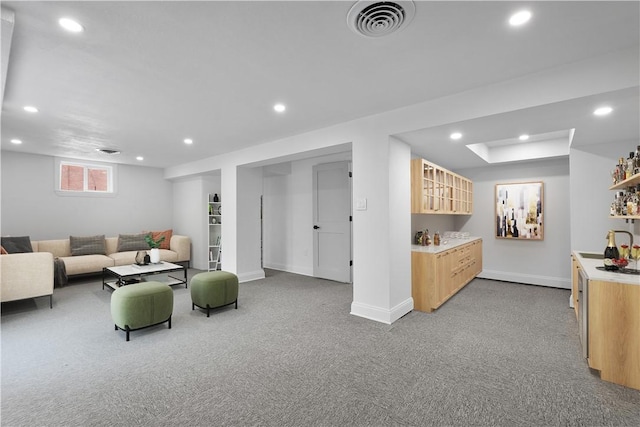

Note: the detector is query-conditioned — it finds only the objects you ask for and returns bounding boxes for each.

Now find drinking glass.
[632,245,640,272]
[620,245,630,261]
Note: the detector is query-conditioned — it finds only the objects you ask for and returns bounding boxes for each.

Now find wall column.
[221,165,238,275]
[350,133,413,324]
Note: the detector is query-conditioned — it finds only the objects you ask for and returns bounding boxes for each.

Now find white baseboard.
[351,297,414,325]
[390,297,414,323]
[238,269,266,283]
[262,262,314,277]
[478,270,571,289]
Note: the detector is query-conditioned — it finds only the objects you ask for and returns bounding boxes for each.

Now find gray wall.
[570,142,639,253]
[1,151,173,240]
[411,215,455,244]
[455,158,571,288]
[171,174,220,270]
[5,147,636,289]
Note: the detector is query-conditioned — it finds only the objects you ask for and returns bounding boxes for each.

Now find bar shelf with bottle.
[609,176,640,220]
[609,172,640,191]
[608,148,640,220]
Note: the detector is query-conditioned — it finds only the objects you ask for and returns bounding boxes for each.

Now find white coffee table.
[102,261,187,291]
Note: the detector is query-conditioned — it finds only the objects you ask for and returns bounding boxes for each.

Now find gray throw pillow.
[70,235,106,256]
[117,233,150,252]
[0,236,33,253]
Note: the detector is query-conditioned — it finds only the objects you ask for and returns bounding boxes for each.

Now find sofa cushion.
[109,251,143,266]
[110,249,178,266]
[1,236,33,253]
[59,255,114,276]
[117,233,150,252]
[37,240,71,258]
[150,230,172,249]
[70,235,106,256]
[157,249,178,263]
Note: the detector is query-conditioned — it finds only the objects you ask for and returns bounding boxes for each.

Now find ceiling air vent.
[96,148,121,155]
[347,1,415,38]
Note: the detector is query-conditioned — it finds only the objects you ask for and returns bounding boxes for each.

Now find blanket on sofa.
[54,258,68,288]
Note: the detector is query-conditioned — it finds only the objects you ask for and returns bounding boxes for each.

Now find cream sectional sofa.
[1,252,54,307]
[33,235,191,276]
[1,235,191,306]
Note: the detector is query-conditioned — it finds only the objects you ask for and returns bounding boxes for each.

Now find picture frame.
[495,181,543,240]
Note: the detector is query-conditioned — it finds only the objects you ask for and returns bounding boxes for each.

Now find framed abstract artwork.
[495,181,543,240]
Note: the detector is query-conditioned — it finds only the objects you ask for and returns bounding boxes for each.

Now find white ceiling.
[1,1,639,169]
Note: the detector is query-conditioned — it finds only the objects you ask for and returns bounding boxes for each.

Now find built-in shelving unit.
[411,158,473,215]
[208,194,222,271]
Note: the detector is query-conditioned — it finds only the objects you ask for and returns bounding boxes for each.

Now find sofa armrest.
[170,235,191,263]
[1,252,54,303]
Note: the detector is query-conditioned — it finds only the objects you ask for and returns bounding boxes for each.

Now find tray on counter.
[595,266,640,275]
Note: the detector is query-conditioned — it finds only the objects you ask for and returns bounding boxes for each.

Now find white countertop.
[573,251,640,286]
[412,237,481,254]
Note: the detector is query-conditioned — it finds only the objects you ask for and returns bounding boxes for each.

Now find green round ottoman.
[111,281,173,341]
[190,271,238,317]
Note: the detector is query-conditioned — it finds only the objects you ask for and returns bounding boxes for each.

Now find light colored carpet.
[1,269,639,426]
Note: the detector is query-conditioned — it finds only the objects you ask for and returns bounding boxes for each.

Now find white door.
[312,161,352,282]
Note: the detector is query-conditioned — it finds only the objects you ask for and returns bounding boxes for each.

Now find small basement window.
[56,159,116,196]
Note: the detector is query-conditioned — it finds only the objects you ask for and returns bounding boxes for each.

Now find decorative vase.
[149,248,160,264]
[135,250,147,265]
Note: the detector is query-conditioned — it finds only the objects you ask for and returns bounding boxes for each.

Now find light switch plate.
[355,198,367,210]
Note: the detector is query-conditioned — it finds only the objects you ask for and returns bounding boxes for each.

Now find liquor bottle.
[603,230,620,271]
[628,186,638,216]
[627,152,635,180]
[615,191,625,215]
[635,145,640,175]
[433,231,440,246]
[618,157,625,183]
[422,229,431,246]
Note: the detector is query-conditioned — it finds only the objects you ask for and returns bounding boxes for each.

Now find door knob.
[313,225,320,229]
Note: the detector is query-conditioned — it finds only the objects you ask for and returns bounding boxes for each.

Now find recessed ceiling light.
[509,10,532,26]
[184,138,193,145]
[136,156,144,161]
[23,106,38,113]
[59,17,84,33]
[10,139,22,144]
[519,134,529,141]
[450,132,462,140]
[274,103,286,113]
[593,106,613,116]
